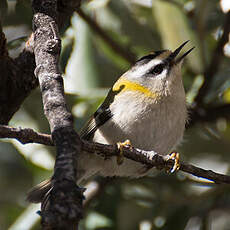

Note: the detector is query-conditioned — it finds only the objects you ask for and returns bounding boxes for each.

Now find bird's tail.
[27,179,52,203]
[27,158,101,203]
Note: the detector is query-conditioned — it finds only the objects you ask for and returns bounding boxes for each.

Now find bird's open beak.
[169,40,195,64]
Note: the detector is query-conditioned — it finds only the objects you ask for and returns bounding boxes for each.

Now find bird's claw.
[166,152,180,173]
[117,140,132,165]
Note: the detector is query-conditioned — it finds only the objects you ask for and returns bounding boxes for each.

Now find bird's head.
[113,41,194,101]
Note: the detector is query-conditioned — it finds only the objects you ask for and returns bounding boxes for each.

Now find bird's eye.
[150,64,164,75]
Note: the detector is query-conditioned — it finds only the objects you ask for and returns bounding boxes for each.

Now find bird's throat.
[112,77,159,99]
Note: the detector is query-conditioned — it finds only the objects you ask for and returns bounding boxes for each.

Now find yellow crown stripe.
[112,78,157,98]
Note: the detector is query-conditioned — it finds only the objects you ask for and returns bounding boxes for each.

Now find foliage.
[1,0,230,229]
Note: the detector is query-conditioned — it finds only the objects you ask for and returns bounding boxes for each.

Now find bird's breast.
[93,90,187,154]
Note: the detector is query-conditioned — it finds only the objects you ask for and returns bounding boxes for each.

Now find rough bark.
[32,0,83,229]
[0,28,37,124]
[0,0,81,125]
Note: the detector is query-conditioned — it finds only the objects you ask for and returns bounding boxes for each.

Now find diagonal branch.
[76,8,136,64]
[194,11,230,106]
[1,125,230,185]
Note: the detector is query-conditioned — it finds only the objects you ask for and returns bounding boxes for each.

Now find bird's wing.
[79,78,126,140]
[79,89,116,140]
[79,107,113,140]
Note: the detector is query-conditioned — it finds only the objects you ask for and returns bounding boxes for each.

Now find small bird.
[27,41,193,203]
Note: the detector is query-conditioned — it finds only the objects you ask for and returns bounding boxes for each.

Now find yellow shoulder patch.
[112,77,158,99]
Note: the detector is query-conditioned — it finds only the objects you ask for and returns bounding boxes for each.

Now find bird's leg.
[116,140,132,165]
[166,151,180,173]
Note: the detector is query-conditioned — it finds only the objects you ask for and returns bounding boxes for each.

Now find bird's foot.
[116,140,132,165]
[166,151,180,173]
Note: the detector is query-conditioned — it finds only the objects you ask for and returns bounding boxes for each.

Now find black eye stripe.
[148,63,166,75]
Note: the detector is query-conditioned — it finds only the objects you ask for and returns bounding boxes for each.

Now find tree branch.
[194,11,230,106]
[188,104,230,128]
[76,8,136,64]
[1,125,230,185]
[82,141,230,185]
[0,125,53,145]
[32,0,83,229]
[0,0,82,125]
[0,22,8,57]
[0,21,38,125]
[57,0,81,29]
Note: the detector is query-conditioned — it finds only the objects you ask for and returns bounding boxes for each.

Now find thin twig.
[1,125,230,185]
[82,141,230,185]
[76,8,136,64]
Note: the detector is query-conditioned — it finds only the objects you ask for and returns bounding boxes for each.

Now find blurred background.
[1,0,230,229]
